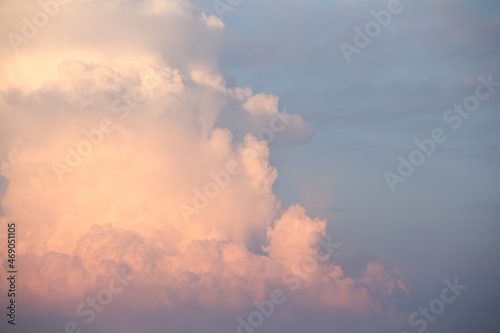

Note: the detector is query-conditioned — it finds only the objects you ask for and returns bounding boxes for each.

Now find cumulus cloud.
[243,93,279,115]
[0,0,408,332]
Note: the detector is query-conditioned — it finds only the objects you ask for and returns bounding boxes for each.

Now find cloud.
[0,0,408,332]
[243,93,279,115]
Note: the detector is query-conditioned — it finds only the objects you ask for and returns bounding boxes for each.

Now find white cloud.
[0,0,408,331]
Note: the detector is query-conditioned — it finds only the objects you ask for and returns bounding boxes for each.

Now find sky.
[0,0,499,333]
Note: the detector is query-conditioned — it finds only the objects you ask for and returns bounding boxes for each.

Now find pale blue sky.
[207,0,500,331]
